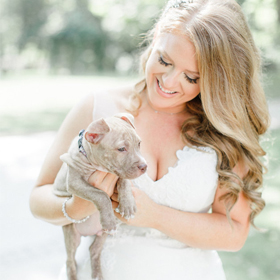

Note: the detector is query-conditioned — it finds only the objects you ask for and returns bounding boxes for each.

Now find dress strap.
[92,91,120,121]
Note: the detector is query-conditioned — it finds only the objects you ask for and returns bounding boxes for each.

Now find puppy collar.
[78,129,87,158]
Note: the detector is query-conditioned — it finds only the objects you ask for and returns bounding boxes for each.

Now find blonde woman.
[29,0,270,279]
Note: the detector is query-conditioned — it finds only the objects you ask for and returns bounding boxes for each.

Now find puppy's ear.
[85,118,110,144]
[115,113,135,129]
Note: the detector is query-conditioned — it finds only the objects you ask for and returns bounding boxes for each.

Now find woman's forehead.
[154,33,199,73]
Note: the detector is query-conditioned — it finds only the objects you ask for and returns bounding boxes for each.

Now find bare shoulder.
[106,84,135,111]
[57,93,95,139]
[107,84,134,98]
[35,85,135,187]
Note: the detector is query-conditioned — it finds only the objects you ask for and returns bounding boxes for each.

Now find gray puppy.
[53,113,147,280]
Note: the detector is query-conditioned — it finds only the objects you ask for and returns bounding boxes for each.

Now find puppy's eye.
[118,147,127,152]
[138,142,141,147]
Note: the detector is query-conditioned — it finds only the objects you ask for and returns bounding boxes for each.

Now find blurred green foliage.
[0,0,163,75]
[0,109,69,135]
[1,0,280,77]
[220,228,280,279]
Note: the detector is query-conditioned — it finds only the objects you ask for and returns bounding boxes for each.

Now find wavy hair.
[128,0,270,226]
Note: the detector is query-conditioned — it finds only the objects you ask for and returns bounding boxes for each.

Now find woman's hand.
[64,171,118,232]
[88,170,119,197]
[111,185,158,228]
[64,171,118,222]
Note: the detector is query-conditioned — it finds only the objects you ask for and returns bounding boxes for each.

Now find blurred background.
[0,0,279,279]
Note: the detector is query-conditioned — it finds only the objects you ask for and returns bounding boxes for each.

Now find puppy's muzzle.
[138,163,147,173]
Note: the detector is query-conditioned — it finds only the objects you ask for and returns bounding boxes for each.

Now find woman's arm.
[152,186,250,251]
[29,94,98,225]
[113,163,251,252]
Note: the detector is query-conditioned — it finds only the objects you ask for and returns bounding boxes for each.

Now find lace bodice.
[69,144,222,278]
[109,144,218,249]
[59,144,225,280]
[133,145,218,213]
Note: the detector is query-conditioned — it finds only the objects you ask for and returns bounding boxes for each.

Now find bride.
[29,0,270,279]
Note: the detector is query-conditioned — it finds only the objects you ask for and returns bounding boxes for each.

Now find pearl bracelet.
[62,197,90,224]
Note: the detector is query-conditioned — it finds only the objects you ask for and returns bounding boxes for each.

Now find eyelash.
[158,56,198,84]
[158,56,170,67]
[183,73,198,84]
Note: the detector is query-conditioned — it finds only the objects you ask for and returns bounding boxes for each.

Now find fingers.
[102,173,118,189]
[88,170,118,197]
[111,192,119,202]
[112,201,119,209]
[89,171,118,187]
[102,173,118,197]
[88,170,107,187]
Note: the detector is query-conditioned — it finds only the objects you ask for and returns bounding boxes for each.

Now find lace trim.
[106,226,189,249]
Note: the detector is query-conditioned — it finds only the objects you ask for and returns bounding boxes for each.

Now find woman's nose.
[162,69,181,89]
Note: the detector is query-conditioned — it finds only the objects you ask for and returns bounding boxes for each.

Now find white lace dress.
[58,91,226,280]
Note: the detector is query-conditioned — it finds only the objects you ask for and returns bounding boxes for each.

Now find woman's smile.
[145,33,201,114]
[156,78,178,97]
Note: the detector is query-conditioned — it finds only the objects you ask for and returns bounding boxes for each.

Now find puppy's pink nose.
[138,163,147,173]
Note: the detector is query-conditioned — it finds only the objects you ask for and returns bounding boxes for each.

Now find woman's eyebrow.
[157,49,200,75]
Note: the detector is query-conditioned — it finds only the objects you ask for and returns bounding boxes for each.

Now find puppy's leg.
[62,223,81,280]
[67,166,117,231]
[89,234,108,280]
[117,178,137,220]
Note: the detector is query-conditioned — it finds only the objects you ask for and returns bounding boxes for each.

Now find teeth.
[158,80,176,94]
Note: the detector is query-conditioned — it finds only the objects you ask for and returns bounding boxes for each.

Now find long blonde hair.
[129,0,270,226]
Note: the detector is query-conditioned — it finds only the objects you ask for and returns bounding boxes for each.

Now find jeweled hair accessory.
[164,0,193,14]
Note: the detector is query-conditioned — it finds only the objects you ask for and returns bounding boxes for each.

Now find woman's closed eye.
[183,73,198,84]
[158,55,199,84]
[158,55,171,67]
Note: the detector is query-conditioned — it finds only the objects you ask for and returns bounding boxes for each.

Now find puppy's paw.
[115,206,133,220]
[118,200,137,220]
[92,265,104,280]
[124,214,135,220]
[92,272,104,280]
[100,215,117,232]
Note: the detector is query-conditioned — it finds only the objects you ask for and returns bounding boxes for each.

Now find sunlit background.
[0,0,279,279]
